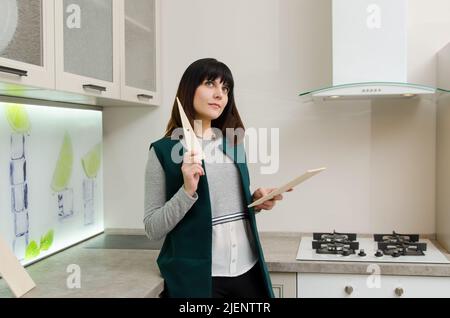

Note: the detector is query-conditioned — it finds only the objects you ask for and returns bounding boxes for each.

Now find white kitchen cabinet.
[1,0,160,107]
[0,0,55,89]
[55,0,121,99]
[297,273,450,298]
[270,272,297,298]
[119,0,160,106]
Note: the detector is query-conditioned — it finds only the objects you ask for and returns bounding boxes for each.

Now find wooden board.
[177,97,204,159]
[0,235,36,298]
[248,167,326,208]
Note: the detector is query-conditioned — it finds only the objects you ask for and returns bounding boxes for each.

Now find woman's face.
[193,78,229,122]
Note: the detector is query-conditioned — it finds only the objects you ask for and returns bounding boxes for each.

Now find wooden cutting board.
[248,167,326,208]
[0,235,36,298]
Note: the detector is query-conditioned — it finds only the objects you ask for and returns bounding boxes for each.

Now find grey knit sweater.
[143,137,252,240]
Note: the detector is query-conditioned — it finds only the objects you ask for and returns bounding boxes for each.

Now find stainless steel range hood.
[299,0,447,100]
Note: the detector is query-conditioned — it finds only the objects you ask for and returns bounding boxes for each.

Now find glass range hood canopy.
[299,82,450,102]
[300,1,450,102]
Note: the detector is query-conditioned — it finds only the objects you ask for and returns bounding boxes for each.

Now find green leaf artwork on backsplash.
[24,230,55,260]
[81,143,102,178]
[25,241,40,260]
[5,103,31,133]
[51,132,74,192]
[40,230,54,251]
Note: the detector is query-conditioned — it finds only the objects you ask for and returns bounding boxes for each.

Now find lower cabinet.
[270,272,297,298]
[297,273,450,298]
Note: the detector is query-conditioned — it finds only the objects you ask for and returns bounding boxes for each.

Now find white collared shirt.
[211,219,258,276]
[203,136,258,277]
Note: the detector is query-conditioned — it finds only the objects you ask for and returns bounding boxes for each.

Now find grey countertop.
[0,235,164,298]
[260,232,450,277]
[2,232,450,298]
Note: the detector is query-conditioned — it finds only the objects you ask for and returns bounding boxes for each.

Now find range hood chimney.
[300,0,437,100]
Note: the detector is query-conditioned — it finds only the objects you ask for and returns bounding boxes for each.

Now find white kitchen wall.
[103,0,450,234]
[407,0,450,86]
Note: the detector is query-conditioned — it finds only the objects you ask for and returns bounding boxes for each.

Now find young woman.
[144,58,285,298]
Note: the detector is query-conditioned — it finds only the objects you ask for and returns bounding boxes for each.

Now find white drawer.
[297,273,450,298]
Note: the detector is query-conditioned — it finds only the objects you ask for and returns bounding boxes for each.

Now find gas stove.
[296,231,450,264]
[374,231,426,257]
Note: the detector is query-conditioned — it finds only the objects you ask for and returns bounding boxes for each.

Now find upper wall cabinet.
[0,0,55,89]
[0,0,160,107]
[55,0,121,99]
[119,0,160,105]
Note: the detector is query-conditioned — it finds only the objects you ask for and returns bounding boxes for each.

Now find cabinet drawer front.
[270,272,297,298]
[298,273,450,298]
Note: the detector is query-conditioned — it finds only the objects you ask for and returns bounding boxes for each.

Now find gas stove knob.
[392,250,400,258]
[395,287,404,297]
[342,250,350,256]
[375,249,384,257]
[344,285,354,295]
[358,249,366,257]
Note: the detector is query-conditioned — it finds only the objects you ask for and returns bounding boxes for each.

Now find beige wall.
[407,0,450,86]
[437,95,450,250]
[436,42,450,249]
[103,0,450,234]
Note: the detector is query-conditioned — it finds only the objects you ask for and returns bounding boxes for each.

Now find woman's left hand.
[252,188,292,212]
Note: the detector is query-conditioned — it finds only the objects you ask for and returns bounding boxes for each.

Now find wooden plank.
[248,167,327,208]
[0,235,36,298]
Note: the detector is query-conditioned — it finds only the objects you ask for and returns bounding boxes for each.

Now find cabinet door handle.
[394,287,404,297]
[0,65,28,77]
[344,285,353,295]
[137,94,153,100]
[83,84,107,92]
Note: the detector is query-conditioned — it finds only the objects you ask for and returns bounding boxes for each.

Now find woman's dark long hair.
[164,58,245,144]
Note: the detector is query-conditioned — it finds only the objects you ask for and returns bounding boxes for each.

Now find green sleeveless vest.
[150,136,274,298]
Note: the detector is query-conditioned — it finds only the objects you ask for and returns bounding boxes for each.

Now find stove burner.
[313,230,357,242]
[374,231,426,257]
[374,231,419,244]
[312,231,359,256]
[320,233,349,243]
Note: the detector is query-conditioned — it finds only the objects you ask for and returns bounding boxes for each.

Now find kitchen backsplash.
[247,95,449,235]
[0,102,103,265]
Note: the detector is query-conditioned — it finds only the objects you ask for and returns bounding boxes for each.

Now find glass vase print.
[81,143,102,226]
[5,104,31,261]
[51,132,74,220]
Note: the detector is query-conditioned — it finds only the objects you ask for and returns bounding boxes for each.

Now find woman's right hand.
[181,150,205,197]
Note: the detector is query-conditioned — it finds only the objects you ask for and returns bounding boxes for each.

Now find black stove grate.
[374,231,426,257]
[312,230,359,255]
